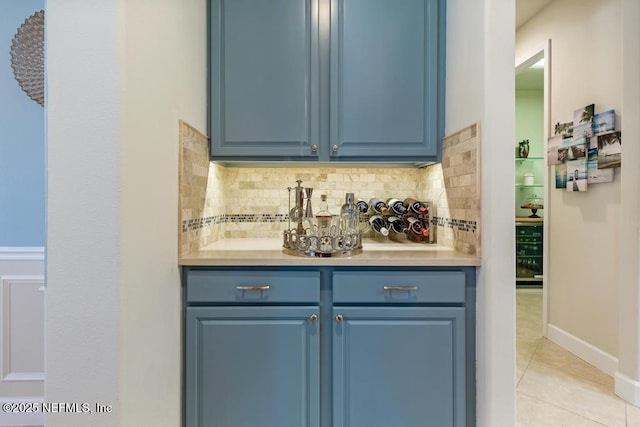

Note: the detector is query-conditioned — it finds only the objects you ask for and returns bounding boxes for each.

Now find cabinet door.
[186,306,320,427]
[333,306,465,427]
[330,0,444,160]
[210,0,320,158]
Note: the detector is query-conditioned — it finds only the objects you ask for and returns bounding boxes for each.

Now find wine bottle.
[386,198,408,215]
[406,217,429,237]
[404,198,429,215]
[355,198,370,214]
[369,198,390,215]
[387,216,406,233]
[369,214,389,236]
[340,193,358,231]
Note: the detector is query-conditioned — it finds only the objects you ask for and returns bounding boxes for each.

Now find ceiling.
[516,0,555,29]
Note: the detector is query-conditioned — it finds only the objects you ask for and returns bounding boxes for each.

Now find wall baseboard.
[615,371,640,407]
[0,397,44,426]
[546,323,618,376]
[0,247,44,261]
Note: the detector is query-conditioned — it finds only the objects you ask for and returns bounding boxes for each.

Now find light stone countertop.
[179,238,481,267]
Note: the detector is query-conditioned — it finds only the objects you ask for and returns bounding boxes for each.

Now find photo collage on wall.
[548,104,620,192]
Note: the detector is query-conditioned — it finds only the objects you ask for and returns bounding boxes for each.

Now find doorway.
[515,41,550,336]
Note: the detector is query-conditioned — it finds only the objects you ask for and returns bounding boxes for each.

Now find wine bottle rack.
[363,200,436,244]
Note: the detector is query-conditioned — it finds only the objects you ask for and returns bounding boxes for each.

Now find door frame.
[515,38,551,337]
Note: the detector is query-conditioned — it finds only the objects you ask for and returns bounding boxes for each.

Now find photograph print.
[557,146,569,163]
[593,110,615,135]
[555,163,567,189]
[587,136,614,184]
[573,104,595,138]
[561,135,588,161]
[574,104,595,126]
[597,131,622,169]
[573,121,594,138]
[547,135,563,165]
[566,159,588,192]
[554,121,573,138]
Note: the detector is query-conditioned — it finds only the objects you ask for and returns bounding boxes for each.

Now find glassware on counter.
[315,194,333,228]
[340,193,359,232]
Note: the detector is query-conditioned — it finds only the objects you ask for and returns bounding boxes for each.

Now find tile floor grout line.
[516,335,543,388]
[532,338,624,397]
[517,390,611,427]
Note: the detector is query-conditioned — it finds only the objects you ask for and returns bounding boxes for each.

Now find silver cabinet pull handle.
[383,286,418,291]
[235,285,270,291]
[332,144,339,152]
[311,144,318,153]
[335,314,344,323]
[309,314,318,323]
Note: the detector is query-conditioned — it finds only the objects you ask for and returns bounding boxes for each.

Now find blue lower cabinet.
[185,306,320,427]
[332,307,465,427]
[183,267,475,427]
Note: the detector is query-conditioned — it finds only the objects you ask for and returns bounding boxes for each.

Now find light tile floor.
[516,288,640,426]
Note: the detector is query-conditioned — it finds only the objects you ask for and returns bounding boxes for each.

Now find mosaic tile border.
[435,217,478,233]
[182,216,224,233]
[182,214,477,234]
[182,214,289,233]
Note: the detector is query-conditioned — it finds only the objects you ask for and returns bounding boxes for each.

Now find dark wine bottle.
[407,217,429,237]
[387,216,406,233]
[369,198,390,215]
[404,198,429,215]
[386,198,408,215]
[355,198,370,214]
[368,214,389,236]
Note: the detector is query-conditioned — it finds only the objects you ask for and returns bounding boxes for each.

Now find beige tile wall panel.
[178,120,481,257]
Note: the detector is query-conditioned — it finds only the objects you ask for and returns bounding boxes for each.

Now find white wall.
[46,0,207,426]
[448,0,516,425]
[46,1,121,425]
[119,0,207,424]
[517,0,622,359]
[616,0,640,405]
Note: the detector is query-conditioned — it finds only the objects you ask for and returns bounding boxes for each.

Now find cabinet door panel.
[186,306,320,427]
[330,0,442,159]
[333,306,465,427]
[210,0,319,157]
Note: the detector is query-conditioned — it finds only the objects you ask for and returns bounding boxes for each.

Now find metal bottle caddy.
[283,180,363,257]
[365,201,436,244]
[402,202,436,244]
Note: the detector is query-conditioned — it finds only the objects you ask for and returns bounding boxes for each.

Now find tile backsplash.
[179,121,481,257]
[423,122,481,255]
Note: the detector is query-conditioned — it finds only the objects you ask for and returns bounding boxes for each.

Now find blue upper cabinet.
[330,0,444,161]
[209,0,445,163]
[210,0,320,159]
